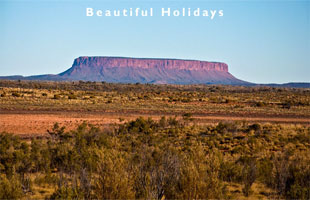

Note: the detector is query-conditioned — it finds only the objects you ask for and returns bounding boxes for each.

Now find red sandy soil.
[0,111,309,138]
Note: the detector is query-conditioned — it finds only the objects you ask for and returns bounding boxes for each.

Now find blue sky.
[0,0,309,83]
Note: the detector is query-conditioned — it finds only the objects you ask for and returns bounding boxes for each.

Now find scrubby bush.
[0,118,309,199]
[68,94,77,99]
[49,185,83,200]
[11,92,21,97]
[53,94,61,99]
[118,117,158,135]
[0,174,23,199]
[182,113,193,121]
[94,150,135,199]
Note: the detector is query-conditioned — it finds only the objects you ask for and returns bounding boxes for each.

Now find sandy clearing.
[0,112,309,137]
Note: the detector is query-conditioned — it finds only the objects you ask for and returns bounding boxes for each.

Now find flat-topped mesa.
[73,56,229,72]
[56,56,248,85]
[0,56,250,84]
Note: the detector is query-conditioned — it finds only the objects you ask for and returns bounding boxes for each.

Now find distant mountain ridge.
[262,82,310,88]
[0,56,309,87]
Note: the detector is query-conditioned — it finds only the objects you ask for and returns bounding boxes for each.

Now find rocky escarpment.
[0,56,250,85]
[68,56,229,72]
[57,56,247,85]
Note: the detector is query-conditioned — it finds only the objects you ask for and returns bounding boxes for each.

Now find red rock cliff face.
[72,56,229,72]
[58,56,247,85]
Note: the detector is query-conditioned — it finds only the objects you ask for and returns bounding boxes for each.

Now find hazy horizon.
[1,0,309,84]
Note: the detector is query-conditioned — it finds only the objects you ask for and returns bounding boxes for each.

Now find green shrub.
[11,92,21,97]
[53,94,61,99]
[0,116,310,199]
[256,102,266,107]
[182,113,193,121]
[94,151,135,199]
[68,94,77,99]
[0,174,23,199]
[49,186,83,200]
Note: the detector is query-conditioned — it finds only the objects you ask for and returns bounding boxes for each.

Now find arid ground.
[1,80,310,199]
[0,81,309,137]
[1,111,310,138]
